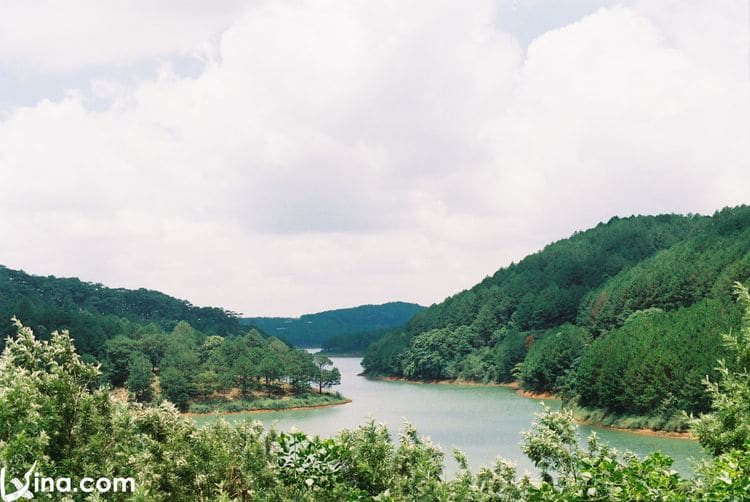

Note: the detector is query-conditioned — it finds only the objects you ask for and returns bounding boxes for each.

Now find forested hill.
[243,302,425,347]
[0,266,241,356]
[363,206,750,429]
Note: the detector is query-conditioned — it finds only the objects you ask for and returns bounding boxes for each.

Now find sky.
[0,1,748,317]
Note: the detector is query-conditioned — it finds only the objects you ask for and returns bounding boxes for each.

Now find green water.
[193,357,706,476]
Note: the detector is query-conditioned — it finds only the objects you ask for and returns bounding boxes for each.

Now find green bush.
[519,324,588,393]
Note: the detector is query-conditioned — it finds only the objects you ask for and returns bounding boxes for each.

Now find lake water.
[193,356,706,477]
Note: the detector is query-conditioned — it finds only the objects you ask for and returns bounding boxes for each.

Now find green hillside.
[243,302,425,347]
[0,266,242,357]
[363,206,750,428]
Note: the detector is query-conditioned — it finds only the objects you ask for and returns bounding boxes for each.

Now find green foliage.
[578,207,750,336]
[135,326,340,409]
[401,326,474,380]
[0,265,241,357]
[273,431,347,490]
[692,448,750,500]
[194,370,220,399]
[127,353,153,402]
[283,349,318,392]
[104,335,139,386]
[489,328,531,383]
[139,330,166,371]
[231,355,257,397]
[0,318,103,474]
[576,299,738,416]
[197,335,224,364]
[257,351,283,396]
[163,328,199,371]
[522,404,581,482]
[692,282,750,455]
[159,366,193,411]
[519,324,588,394]
[519,405,693,499]
[571,406,690,433]
[312,354,341,393]
[362,330,412,376]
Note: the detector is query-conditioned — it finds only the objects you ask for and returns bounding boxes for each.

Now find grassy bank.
[187,391,350,414]
[508,387,693,437]
[570,404,693,437]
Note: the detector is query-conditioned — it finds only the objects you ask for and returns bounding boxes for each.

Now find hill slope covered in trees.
[0,266,347,413]
[0,266,242,357]
[243,301,424,347]
[363,206,750,429]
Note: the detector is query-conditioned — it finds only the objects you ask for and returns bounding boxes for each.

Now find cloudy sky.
[1,1,748,316]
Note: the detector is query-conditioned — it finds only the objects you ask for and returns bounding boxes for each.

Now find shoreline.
[584,422,695,440]
[571,409,695,440]
[367,375,694,439]
[183,397,352,417]
[369,375,556,397]
[368,375,522,388]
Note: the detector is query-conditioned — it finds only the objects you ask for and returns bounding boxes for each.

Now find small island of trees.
[116,322,343,413]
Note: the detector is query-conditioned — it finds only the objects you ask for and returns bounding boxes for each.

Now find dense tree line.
[578,207,750,335]
[244,301,424,347]
[2,289,750,500]
[575,299,738,415]
[519,324,588,394]
[363,206,750,425]
[0,265,242,360]
[104,321,341,411]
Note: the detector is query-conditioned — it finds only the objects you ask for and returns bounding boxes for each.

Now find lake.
[193,356,706,477]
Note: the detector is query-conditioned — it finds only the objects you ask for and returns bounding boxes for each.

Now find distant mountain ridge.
[242,302,425,347]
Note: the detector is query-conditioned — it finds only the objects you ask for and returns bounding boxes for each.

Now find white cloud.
[0,1,747,315]
[0,0,245,74]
